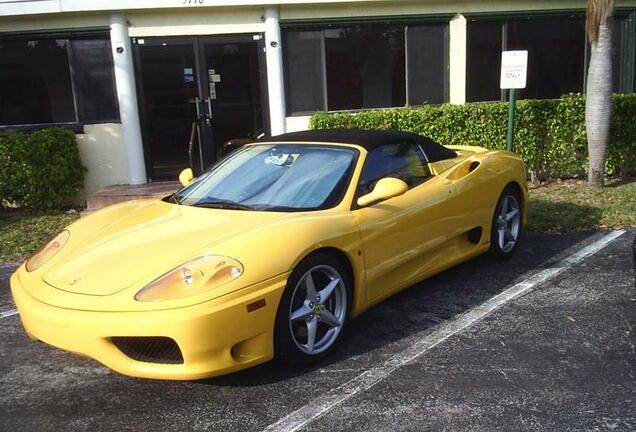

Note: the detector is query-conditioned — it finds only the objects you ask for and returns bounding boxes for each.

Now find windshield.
[172,144,358,211]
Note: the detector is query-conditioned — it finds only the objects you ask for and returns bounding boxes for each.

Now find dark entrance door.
[199,35,269,163]
[134,35,268,181]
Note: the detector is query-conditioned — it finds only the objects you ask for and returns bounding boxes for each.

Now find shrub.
[310,93,636,180]
[0,127,86,210]
[609,93,636,177]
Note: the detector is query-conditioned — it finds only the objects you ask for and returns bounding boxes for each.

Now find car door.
[445,157,503,241]
[351,141,456,303]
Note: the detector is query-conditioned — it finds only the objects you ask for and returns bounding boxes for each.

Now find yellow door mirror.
[178,168,194,187]
[357,177,408,208]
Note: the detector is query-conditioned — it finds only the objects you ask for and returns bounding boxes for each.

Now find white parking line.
[1,309,18,319]
[263,230,626,432]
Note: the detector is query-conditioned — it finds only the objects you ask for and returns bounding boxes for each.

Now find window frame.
[0,28,120,131]
[625,9,636,93]
[282,16,452,116]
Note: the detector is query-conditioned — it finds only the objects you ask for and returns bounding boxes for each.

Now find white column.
[110,13,147,184]
[264,6,286,136]
[449,14,467,105]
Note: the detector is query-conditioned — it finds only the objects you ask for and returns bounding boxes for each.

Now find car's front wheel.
[274,252,351,364]
[490,185,522,259]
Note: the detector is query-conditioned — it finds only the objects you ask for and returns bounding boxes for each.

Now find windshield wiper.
[192,199,255,210]
[168,194,182,205]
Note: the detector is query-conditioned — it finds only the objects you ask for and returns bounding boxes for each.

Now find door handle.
[194,97,203,120]
[205,98,213,122]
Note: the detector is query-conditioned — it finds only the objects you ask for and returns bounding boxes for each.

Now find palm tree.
[585,0,614,188]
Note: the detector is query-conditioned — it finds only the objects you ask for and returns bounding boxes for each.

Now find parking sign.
[500,50,528,89]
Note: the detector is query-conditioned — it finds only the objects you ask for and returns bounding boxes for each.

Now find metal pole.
[506,88,517,152]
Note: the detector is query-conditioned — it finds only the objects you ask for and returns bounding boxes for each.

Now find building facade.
[1,0,635,194]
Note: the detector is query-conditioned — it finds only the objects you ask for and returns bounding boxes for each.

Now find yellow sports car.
[10,129,527,380]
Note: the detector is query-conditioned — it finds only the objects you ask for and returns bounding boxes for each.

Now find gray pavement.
[1,230,634,431]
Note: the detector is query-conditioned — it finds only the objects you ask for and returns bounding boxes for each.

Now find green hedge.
[0,127,86,210]
[310,93,636,179]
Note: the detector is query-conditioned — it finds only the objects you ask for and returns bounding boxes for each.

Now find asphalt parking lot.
[1,230,634,432]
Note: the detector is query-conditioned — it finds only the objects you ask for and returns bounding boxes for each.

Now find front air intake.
[112,336,184,364]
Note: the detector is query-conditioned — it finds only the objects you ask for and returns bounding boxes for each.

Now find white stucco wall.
[75,124,130,197]
[449,13,467,105]
[285,115,311,133]
[279,0,593,20]
[127,7,264,37]
[0,11,109,32]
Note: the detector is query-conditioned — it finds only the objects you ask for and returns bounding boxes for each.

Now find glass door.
[134,37,203,180]
[134,35,268,181]
[198,35,268,164]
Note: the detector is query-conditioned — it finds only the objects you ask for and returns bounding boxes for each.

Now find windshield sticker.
[264,153,291,166]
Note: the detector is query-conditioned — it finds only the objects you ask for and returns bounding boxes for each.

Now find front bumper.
[10,267,288,380]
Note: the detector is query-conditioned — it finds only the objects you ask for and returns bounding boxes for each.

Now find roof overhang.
[0,0,393,17]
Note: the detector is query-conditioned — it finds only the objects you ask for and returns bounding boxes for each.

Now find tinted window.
[611,15,631,93]
[70,38,119,122]
[407,24,448,105]
[358,142,430,195]
[284,30,325,113]
[466,20,503,102]
[0,39,75,125]
[0,35,118,127]
[467,16,586,102]
[283,22,450,114]
[325,24,405,111]
[508,17,585,99]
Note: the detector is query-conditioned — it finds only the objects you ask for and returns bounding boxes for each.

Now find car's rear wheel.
[274,252,351,364]
[490,185,522,259]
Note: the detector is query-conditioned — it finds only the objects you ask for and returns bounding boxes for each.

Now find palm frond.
[587,0,614,43]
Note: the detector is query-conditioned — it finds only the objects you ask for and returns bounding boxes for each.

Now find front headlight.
[134,255,244,302]
[26,230,70,272]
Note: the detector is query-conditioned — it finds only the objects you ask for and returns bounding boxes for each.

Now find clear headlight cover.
[26,230,70,272]
[134,255,244,302]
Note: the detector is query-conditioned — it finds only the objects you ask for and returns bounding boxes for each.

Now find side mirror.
[357,177,408,208]
[178,168,194,187]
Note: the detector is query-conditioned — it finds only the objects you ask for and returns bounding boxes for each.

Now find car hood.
[43,199,285,296]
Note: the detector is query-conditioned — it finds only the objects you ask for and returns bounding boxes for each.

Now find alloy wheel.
[288,265,347,355]
[495,194,521,253]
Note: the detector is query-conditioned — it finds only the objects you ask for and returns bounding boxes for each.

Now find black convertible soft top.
[262,129,457,163]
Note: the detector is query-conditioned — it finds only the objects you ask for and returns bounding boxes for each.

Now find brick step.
[84,181,181,215]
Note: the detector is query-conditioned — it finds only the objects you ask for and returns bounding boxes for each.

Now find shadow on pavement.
[206,230,597,387]
[527,199,603,232]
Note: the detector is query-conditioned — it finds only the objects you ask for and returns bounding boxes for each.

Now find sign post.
[500,50,528,152]
[506,88,517,152]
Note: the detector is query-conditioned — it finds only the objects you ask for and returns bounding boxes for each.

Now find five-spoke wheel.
[275,253,351,363]
[490,185,522,259]
[289,265,347,355]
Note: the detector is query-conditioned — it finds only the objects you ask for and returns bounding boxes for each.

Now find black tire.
[274,252,352,365]
[489,185,523,260]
